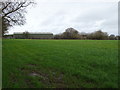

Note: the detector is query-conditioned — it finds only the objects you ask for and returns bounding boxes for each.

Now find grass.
[2,39,118,88]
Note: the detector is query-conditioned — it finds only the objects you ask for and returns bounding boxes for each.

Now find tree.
[1,0,35,36]
[109,34,116,40]
[116,35,120,40]
[62,28,80,39]
[23,31,29,39]
[87,30,108,40]
[79,32,88,39]
[54,34,62,39]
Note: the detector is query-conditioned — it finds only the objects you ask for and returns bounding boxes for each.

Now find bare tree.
[62,28,80,39]
[116,35,120,40]
[0,0,35,36]
[109,34,116,40]
[23,31,29,39]
[87,30,108,40]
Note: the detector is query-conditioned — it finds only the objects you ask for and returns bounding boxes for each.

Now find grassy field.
[2,39,118,88]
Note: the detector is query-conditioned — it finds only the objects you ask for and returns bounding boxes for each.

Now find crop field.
[2,39,118,88]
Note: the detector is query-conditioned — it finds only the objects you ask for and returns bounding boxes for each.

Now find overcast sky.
[8,0,119,35]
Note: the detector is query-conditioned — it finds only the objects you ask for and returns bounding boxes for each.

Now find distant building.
[5,32,54,39]
[4,35,13,39]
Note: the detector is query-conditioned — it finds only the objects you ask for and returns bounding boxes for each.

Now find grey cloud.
[9,1,118,35]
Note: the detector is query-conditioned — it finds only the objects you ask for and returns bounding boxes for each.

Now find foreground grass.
[3,39,118,88]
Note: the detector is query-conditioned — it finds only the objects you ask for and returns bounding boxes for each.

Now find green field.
[3,39,118,88]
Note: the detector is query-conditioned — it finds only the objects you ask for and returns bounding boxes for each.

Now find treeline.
[54,28,120,40]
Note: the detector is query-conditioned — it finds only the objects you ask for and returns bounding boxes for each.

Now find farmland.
[2,39,118,88]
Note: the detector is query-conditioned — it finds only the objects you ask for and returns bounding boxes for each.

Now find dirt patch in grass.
[29,71,49,79]
[29,72,39,77]
[20,64,66,87]
[27,64,37,67]
[28,70,65,87]
[25,79,35,88]
[10,74,17,84]
[20,67,26,71]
